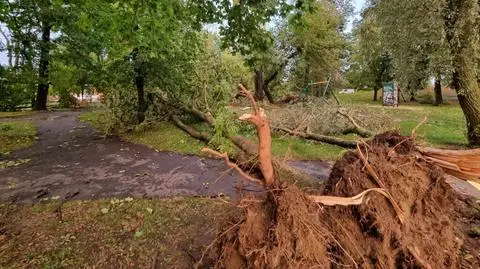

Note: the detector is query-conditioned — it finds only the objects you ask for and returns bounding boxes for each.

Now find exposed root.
[201,131,466,268]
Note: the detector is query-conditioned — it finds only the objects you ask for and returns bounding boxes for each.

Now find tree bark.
[445,0,480,145]
[34,20,51,111]
[171,115,212,142]
[254,69,266,101]
[273,127,357,148]
[373,86,379,101]
[433,76,443,106]
[132,48,146,123]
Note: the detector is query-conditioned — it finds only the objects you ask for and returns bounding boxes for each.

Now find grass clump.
[0,111,36,119]
[0,121,37,154]
[0,197,232,268]
[271,136,345,161]
[124,121,206,155]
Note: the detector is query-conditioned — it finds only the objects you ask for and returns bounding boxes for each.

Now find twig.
[407,245,432,269]
[238,84,258,115]
[201,148,263,186]
[388,117,428,156]
[337,108,374,137]
[356,143,406,224]
[412,117,428,136]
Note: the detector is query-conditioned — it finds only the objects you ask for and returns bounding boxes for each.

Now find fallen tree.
[273,126,357,148]
[195,84,480,268]
[337,107,375,138]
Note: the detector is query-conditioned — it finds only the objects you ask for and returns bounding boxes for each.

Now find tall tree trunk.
[264,87,275,104]
[373,86,379,101]
[254,69,265,101]
[445,0,480,145]
[132,48,146,123]
[433,76,443,106]
[34,21,51,111]
[136,74,146,123]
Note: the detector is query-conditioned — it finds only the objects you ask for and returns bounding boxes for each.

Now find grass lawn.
[0,111,36,119]
[0,197,232,268]
[0,121,37,154]
[338,91,468,147]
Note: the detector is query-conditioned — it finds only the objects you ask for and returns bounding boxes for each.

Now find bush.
[416,92,434,104]
[0,67,34,111]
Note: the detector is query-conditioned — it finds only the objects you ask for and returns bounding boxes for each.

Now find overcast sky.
[0,0,366,66]
[346,0,366,32]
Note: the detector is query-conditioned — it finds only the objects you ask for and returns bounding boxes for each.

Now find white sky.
[346,0,366,32]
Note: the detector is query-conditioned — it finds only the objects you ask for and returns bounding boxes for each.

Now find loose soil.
[203,132,480,268]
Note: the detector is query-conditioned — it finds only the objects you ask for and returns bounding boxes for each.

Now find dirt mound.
[200,131,477,268]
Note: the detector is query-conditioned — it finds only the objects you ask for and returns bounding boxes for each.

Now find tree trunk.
[135,74,146,123]
[373,86,379,101]
[34,21,51,111]
[273,127,357,148]
[132,48,146,123]
[264,87,275,104]
[409,91,416,102]
[254,69,266,101]
[445,0,480,145]
[433,76,443,106]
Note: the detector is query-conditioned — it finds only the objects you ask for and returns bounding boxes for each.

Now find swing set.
[300,75,340,105]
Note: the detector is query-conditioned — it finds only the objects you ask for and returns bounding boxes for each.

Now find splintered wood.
[419,147,480,185]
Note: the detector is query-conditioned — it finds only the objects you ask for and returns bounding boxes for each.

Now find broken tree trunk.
[238,84,276,187]
[170,100,315,183]
[337,108,375,138]
[273,126,357,148]
[170,115,212,143]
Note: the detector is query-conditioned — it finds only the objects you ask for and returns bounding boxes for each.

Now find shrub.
[416,92,434,104]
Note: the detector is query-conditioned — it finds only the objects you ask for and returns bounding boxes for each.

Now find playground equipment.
[300,76,340,105]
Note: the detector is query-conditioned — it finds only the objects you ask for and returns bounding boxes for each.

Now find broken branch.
[201,148,263,186]
[337,108,375,138]
[273,126,357,148]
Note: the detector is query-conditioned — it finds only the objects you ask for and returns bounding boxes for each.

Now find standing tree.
[346,9,392,101]
[373,0,451,105]
[219,0,315,102]
[444,0,480,144]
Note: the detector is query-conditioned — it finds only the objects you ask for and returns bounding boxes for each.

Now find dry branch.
[273,126,357,148]
[201,148,263,185]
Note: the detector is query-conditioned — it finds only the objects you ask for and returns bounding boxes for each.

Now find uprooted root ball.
[201,131,472,268]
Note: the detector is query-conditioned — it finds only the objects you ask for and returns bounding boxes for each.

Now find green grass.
[338,91,467,147]
[124,122,207,155]
[0,121,37,154]
[337,90,378,105]
[0,197,232,268]
[0,111,36,119]
[81,110,345,160]
[78,110,108,131]
[272,136,345,161]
